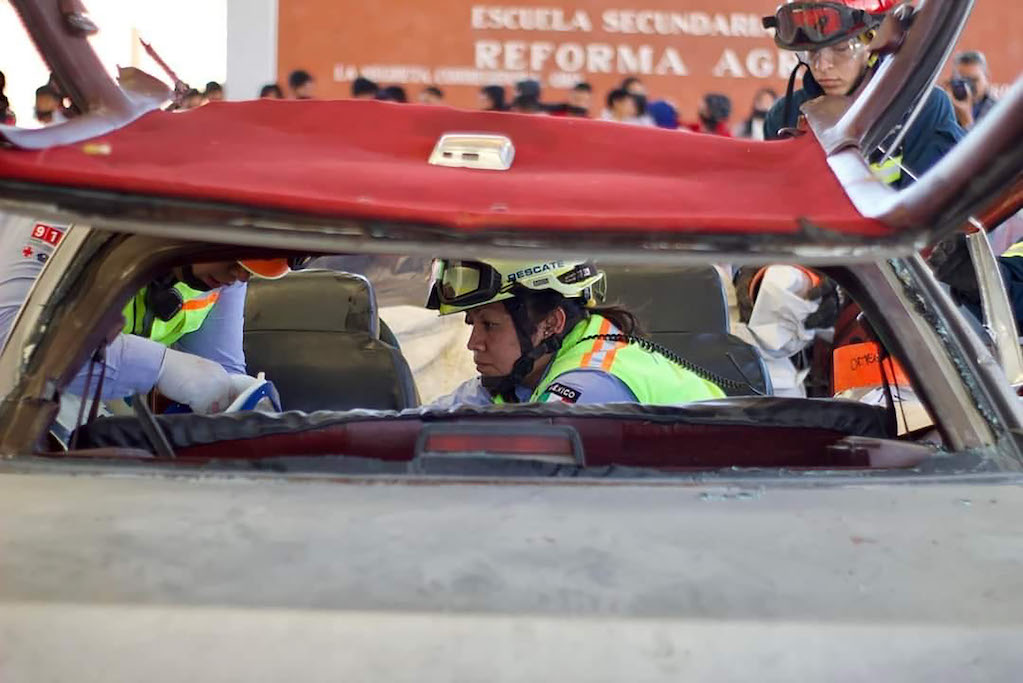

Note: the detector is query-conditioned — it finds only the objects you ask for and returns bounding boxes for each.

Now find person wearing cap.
[424,259,725,407]
[0,212,293,414]
[762,0,964,188]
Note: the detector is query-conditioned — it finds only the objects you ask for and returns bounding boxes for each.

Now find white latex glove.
[229,373,260,399]
[156,348,233,414]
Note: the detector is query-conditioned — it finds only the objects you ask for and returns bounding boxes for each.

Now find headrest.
[600,265,728,334]
[244,270,378,337]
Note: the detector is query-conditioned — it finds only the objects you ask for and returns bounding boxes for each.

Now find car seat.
[243,270,420,411]
[600,265,771,396]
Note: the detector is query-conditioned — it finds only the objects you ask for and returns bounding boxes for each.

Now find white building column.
[226,0,278,101]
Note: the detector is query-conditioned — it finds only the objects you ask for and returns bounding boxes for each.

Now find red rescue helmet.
[240,258,291,279]
[239,256,313,280]
[764,0,900,51]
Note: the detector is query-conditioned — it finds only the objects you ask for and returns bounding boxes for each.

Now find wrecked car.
[0,0,1021,679]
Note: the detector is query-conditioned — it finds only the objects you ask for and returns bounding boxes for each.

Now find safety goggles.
[426,260,505,310]
[763,2,881,51]
[801,37,868,67]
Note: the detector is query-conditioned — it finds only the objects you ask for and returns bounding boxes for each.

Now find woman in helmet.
[425,258,725,407]
[762,0,963,188]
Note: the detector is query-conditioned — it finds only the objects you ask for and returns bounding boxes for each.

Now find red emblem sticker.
[30,223,64,247]
[22,246,33,258]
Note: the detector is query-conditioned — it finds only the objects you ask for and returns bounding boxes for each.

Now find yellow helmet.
[425,258,605,316]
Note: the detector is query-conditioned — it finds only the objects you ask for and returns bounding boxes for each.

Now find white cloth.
[0,213,68,348]
[731,266,820,397]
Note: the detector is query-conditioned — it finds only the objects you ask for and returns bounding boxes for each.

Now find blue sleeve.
[537,369,638,405]
[66,333,166,399]
[901,88,966,182]
[172,281,247,375]
[424,377,492,409]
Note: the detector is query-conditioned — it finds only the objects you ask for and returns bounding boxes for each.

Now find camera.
[950,78,970,102]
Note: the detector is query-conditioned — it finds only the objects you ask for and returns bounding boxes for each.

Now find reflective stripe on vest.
[122,282,220,347]
[869,154,903,186]
[494,314,725,405]
[1003,241,1023,259]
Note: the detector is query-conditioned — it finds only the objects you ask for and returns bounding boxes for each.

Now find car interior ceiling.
[41,252,946,474]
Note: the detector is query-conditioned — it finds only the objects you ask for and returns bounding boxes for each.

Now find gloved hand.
[155,348,233,414]
[229,373,260,400]
[804,278,841,330]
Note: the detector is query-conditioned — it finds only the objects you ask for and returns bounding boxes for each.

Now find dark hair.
[703,93,732,122]
[352,76,378,97]
[288,69,313,90]
[183,88,201,99]
[376,85,408,103]
[954,50,988,72]
[509,94,542,113]
[204,81,223,96]
[481,85,507,111]
[0,70,6,93]
[259,83,283,98]
[35,85,60,100]
[573,82,592,93]
[515,79,541,99]
[512,289,642,340]
[423,86,444,99]
[606,88,631,109]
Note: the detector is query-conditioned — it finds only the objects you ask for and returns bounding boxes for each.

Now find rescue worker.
[0,212,290,414]
[762,0,964,188]
[732,265,839,397]
[740,0,966,395]
[424,258,725,407]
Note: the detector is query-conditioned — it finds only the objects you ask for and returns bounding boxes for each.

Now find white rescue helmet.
[426,258,605,316]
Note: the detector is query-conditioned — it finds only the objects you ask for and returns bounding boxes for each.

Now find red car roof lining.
[0,99,892,237]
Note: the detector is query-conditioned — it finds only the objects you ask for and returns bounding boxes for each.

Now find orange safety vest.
[832,341,910,396]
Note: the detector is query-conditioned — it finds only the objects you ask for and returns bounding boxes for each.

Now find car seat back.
[601,265,730,333]
[244,270,419,411]
[600,265,770,396]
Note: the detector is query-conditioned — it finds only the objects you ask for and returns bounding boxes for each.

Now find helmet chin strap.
[482,297,565,403]
[482,336,563,403]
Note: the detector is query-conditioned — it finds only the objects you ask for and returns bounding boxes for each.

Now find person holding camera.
[948,51,998,130]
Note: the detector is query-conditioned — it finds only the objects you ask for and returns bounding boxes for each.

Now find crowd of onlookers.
[1,48,997,136]
[252,49,997,139]
[255,69,779,139]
